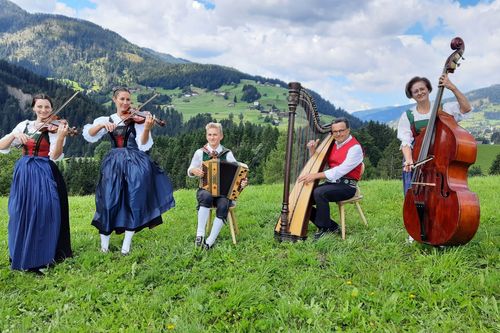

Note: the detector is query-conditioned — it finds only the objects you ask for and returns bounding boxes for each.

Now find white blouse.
[397,101,468,148]
[82,113,153,151]
[0,120,65,161]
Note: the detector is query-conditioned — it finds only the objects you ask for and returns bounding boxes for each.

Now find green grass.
[475,144,500,174]
[0,177,498,332]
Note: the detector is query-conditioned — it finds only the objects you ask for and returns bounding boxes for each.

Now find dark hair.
[112,87,131,98]
[31,93,53,107]
[405,76,432,98]
[332,117,350,129]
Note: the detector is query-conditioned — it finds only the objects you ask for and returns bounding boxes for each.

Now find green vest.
[202,145,231,161]
[405,109,429,137]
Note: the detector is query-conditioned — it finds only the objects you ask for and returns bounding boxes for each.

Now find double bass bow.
[403,37,480,246]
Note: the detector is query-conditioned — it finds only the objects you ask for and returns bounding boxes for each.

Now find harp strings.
[288,88,328,192]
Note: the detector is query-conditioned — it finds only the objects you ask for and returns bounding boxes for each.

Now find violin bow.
[27,90,80,138]
[115,93,159,127]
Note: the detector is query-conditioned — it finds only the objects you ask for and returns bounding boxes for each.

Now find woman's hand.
[403,159,414,172]
[102,122,117,132]
[56,122,69,137]
[144,113,155,130]
[12,132,29,145]
[439,74,456,91]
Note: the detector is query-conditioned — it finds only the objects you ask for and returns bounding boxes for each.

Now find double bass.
[403,37,480,246]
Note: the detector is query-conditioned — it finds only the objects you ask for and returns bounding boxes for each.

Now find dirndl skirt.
[8,156,63,270]
[92,147,175,235]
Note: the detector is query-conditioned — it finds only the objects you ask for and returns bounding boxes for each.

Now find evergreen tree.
[377,139,402,179]
[489,153,500,175]
[263,133,286,184]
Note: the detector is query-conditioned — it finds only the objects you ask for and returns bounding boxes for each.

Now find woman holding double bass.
[397,37,480,246]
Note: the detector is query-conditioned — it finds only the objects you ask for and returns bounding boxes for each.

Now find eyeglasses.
[332,128,348,135]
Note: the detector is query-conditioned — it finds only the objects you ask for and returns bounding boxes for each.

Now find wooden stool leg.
[339,203,346,240]
[206,209,213,232]
[229,209,239,235]
[355,202,368,226]
[228,213,237,245]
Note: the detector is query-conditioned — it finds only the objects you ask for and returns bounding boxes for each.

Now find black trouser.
[310,182,356,229]
[197,188,230,220]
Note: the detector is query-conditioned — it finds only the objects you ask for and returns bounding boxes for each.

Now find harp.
[275,82,334,241]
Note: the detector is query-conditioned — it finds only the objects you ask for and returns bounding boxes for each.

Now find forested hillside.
[0,0,355,125]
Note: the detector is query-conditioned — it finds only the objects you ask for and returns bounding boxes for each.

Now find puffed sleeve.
[48,131,66,161]
[442,101,470,122]
[0,120,29,154]
[397,112,413,149]
[133,122,154,152]
[82,116,110,143]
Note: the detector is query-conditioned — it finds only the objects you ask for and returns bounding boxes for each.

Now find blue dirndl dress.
[90,122,175,235]
[6,127,72,271]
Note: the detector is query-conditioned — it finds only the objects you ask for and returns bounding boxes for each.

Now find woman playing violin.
[82,87,175,255]
[0,93,73,273]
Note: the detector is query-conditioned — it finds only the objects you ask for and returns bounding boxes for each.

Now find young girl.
[0,94,73,272]
[82,87,175,255]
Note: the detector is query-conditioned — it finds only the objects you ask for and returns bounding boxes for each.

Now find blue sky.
[11,0,500,111]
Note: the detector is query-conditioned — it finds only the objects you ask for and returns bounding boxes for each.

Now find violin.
[122,108,166,127]
[402,37,480,246]
[38,115,79,136]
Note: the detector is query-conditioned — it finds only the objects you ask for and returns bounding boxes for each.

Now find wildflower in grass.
[346,280,352,285]
[409,293,416,299]
[351,287,359,297]
[167,323,175,330]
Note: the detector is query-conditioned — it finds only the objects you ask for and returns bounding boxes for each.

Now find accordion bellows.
[201,159,249,200]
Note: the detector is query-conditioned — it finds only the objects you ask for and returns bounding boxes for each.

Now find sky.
[9,0,500,112]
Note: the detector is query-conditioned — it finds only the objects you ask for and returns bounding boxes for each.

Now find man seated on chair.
[298,117,364,240]
[187,122,248,250]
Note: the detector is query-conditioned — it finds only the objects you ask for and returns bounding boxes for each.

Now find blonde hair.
[205,122,223,135]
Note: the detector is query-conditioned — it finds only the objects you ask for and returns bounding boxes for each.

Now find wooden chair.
[335,163,368,240]
[206,206,239,245]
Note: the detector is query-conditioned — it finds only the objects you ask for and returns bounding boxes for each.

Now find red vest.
[327,136,363,180]
[23,133,50,157]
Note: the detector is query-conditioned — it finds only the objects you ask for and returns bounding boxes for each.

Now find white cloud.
[8,0,500,111]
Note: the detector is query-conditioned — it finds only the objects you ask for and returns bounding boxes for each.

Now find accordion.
[200,159,249,200]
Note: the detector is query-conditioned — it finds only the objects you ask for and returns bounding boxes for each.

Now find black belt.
[333,177,357,187]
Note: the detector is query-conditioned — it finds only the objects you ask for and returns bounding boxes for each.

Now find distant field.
[475,144,500,174]
[144,80,334,129]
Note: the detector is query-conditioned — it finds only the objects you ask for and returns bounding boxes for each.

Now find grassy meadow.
[0,177,498,332]
[475,144,500,174]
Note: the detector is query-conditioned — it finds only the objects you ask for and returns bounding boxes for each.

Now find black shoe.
[202,241,214,250]
[313,226,340,241]
[195,236,204,247]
